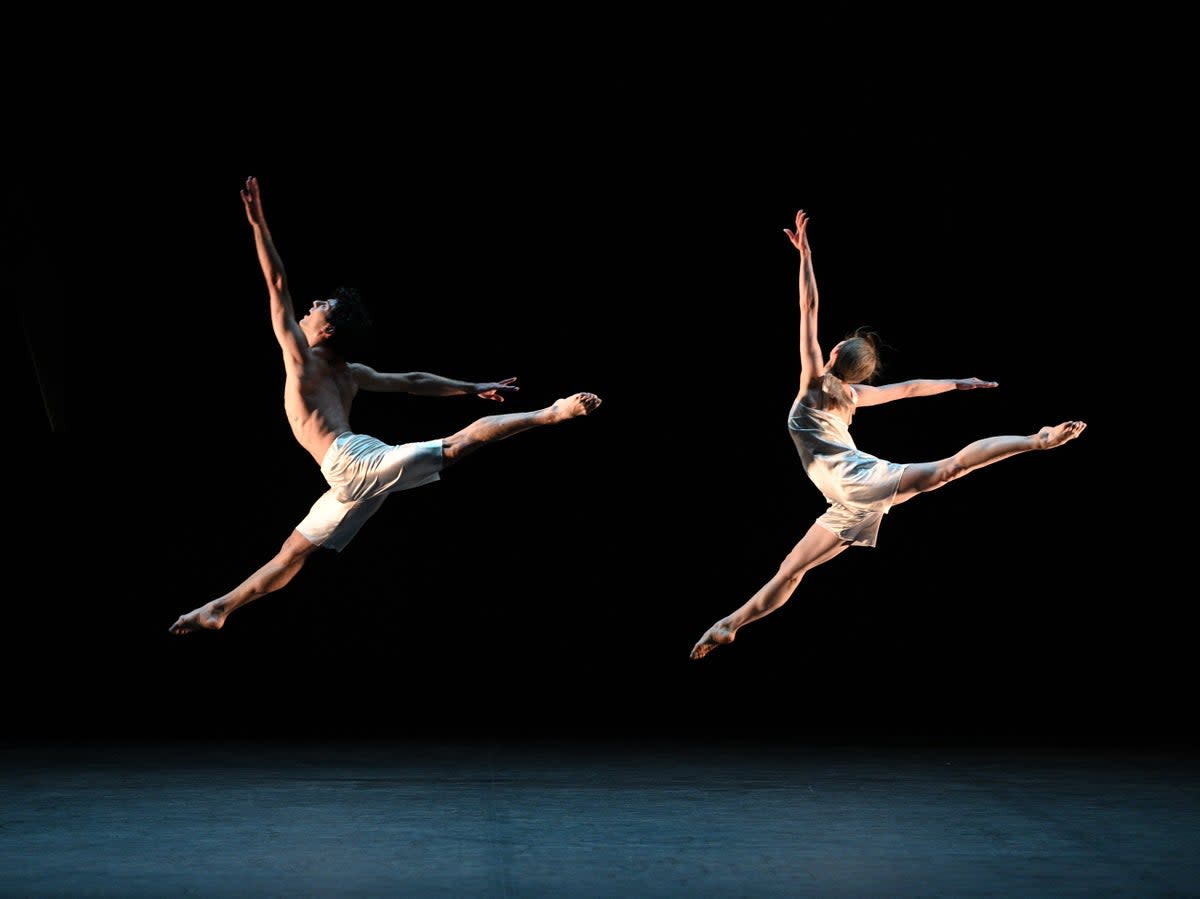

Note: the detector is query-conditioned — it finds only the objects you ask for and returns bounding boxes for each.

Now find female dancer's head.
[828,327,882,384]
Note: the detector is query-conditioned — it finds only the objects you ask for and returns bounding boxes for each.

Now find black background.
[8,58,1182,750]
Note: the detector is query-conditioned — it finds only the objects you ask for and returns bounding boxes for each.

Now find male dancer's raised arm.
[241,176,310,373]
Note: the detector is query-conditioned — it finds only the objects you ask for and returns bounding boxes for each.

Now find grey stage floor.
[1,738,1198,897]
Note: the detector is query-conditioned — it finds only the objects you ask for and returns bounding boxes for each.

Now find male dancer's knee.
[440,435,468,465]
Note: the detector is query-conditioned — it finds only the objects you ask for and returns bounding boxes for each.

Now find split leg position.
[169,393,601,635]
[689,420,1087,659]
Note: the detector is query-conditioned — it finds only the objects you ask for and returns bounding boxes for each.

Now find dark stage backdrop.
[9,114,1176,749]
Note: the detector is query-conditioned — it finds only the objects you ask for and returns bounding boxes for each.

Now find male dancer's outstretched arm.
[242,176,309,373]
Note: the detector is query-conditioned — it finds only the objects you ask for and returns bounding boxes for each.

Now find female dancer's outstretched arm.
[785,209,825,401]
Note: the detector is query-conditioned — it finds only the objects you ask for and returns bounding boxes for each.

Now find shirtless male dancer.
[169,176,601,635]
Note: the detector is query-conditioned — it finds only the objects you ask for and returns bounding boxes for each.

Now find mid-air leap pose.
[690,209,1085,660]
[170,177,601,635]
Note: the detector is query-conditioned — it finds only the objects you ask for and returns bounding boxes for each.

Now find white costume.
[296,432,444,551]
[787,394,907,547]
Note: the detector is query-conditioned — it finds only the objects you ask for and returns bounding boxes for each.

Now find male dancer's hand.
[477,377,519,402]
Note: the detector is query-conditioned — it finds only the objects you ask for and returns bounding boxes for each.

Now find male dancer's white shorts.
[296,432,444,551]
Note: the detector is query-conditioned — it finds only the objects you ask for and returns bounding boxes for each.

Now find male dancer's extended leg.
[441,392,602,464]
[169,530,320,634]
[170,393,603,635]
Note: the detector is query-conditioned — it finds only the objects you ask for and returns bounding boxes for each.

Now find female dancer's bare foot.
[550,392,602,421]
[1038,420,1087,449]
[168,605,226,635]
[690,624,736,660]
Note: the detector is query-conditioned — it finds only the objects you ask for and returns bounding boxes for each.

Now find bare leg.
[168,393,600,636]
[892,420,1086,505]
[441,392,602,464]
[690,523,850,660]
[168,530,321,635]
[690,421,1086,659]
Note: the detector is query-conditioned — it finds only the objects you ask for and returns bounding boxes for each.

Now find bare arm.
[783,210,824,398]
[349,366,520,402]
[241,176,308,371]
[853,377,998,407]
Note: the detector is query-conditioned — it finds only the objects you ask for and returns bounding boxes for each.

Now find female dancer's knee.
[904,460,962,496]
[773,564,805,591]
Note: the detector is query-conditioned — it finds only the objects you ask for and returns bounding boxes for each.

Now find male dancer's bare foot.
[1037,420,1087,449]
[550,392,602,421]
[690,624,735,660]
[168,605,226,635]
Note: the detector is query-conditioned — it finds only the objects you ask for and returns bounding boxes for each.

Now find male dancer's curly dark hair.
[324,286,376,360]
